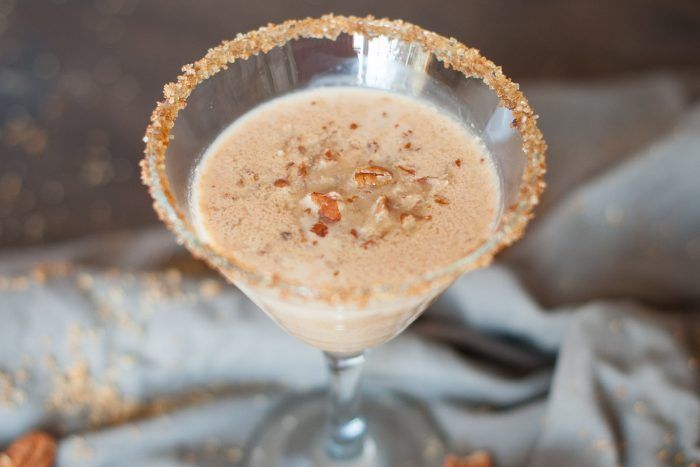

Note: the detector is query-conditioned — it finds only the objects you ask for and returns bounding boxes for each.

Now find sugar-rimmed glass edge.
[141,14,547,304]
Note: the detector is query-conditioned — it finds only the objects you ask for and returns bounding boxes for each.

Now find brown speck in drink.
[323,148,338,160]
[298,162,308,177]
[237,178,244,186]
[311,100,317,106]
[394,123,399,128]
[455,159,462,167]
[273,179,289,188]
[297,145,307,154]
[367,140,379,152]
[280,231,292,240]
[404,142,412,149]
[304,208,312,215]
[312,240,318,246]
[381,111,388,117]
[480,158,485,163]
[350,229,359,238]
[362,240,375,249]
[286,161,295,168]
[333,270,340,277]
[311,222,328,237]
[350,123,358,130]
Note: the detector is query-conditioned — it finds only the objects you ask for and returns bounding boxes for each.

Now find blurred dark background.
[1,0,699,250]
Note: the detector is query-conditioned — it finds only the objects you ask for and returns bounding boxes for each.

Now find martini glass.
[142,15,545,467]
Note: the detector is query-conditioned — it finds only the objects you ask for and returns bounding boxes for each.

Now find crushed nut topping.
[397,165,416,175]
[311,222,328,237]
[311,192,342,222]
[434,195,450,205]
[354,166,393,187]
[273,179,289,187]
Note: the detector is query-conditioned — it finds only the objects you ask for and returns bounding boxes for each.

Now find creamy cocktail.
[191,87,500,353]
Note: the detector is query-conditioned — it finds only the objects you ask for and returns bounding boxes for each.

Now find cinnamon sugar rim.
[141,14,546,304]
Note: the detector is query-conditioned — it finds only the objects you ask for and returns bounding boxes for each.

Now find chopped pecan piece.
[310,222,328,237]
[2,431,56,467]
[354,166,393,187]
[434,195,450,205]
[273,179,289,188]
[397,165,416,175]
[311,192,342,222]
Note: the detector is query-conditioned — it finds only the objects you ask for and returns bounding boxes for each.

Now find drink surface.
[192,87,500,291]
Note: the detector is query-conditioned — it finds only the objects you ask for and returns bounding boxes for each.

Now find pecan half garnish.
[354,166,393,187]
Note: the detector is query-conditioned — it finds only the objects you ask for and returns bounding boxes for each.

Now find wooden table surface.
[1,0,699,249]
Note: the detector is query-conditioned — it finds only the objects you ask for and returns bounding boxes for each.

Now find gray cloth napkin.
[0,72,699,467]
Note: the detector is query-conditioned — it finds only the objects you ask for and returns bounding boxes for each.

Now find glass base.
[242,389,447,467]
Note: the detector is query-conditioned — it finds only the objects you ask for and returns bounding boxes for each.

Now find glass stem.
[324,351,367,460]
